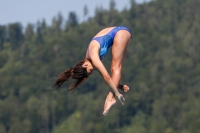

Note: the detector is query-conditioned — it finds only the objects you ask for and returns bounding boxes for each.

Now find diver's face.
[86,64,93,75]
[82,61,94,75]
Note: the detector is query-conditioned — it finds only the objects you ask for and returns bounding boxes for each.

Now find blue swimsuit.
[87,26,132,60]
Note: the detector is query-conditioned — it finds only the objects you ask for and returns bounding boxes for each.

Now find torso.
[86,26,132,60]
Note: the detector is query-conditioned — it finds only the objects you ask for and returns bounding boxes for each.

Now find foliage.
[0,0,200,133]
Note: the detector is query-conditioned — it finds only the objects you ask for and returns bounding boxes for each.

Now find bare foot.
[103,98,116,116]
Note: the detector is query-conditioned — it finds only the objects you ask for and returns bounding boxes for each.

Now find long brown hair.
[53,60,88,92]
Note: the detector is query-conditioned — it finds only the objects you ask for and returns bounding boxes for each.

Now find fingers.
[122,96,125,101]
[118,94,125,105]
[121,96,125,105]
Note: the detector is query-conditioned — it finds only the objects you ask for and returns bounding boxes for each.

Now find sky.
[0,0,151,27]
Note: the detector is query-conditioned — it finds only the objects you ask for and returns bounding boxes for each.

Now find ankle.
[106,96,116,101]
[106,96,113,101]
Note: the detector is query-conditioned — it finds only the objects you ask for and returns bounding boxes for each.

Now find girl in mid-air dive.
[53,26,132,115]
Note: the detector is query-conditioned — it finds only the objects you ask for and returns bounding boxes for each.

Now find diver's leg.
[103,31,131,115]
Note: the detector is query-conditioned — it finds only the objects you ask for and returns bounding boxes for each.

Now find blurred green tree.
[8,23,23,50]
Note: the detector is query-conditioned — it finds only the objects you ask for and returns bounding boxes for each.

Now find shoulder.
[89,40,100,49]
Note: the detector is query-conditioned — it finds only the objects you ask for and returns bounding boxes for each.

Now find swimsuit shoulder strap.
[87,38,97,60]
[87,44,91,60]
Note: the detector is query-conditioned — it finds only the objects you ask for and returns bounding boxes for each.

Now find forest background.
[0,0,200,133]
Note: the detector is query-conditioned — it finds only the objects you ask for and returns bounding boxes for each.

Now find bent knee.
[111,65,122,74]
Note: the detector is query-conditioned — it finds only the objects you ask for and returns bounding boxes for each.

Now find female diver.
[53,26,132,115]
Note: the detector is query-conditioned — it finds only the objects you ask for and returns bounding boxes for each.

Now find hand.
[117,94,125,105]
[118,84,130,92]
[122,85,129,92]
